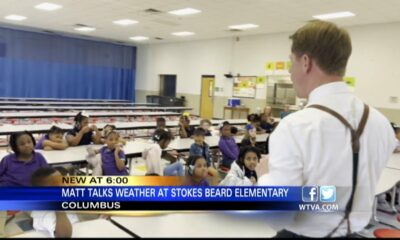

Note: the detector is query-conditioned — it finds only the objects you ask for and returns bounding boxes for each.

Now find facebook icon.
[302,186,319,202]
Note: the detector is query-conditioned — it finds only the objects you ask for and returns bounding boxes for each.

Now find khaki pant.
[0,211,6,237]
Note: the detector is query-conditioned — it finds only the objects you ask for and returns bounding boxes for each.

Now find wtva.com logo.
[302,186,336,202]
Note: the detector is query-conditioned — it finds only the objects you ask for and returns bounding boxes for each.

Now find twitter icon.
[320,186,336,202]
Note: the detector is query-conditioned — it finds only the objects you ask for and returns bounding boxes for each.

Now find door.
[160,75,177,97]
[200,75,215,119]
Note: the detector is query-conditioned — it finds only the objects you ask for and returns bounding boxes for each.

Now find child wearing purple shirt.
[89,131,128,176]
[0,131,48,186]
[218,123,240,169]
[35,126,68,151]
[185,156,211,186]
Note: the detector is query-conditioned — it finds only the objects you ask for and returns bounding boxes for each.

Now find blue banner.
[0,186,299,201]
[0,186,340,212]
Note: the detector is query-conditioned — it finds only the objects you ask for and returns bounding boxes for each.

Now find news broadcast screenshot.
[1,0,400,238]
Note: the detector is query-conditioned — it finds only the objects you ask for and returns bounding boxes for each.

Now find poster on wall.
[265,60,291,75]
[256,76,266,89]
[344,77,356,87]
[233,76,257,98]
[266,62,275,71]
[275,62,285,70]
[344,76,356,92]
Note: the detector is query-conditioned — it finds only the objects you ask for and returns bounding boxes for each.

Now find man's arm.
[258,120,303,186]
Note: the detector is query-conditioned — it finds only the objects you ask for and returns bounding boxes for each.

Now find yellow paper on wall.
[276,61,285,70]
[266,62,275,71]
[344,77,356,87]
[256,76,266,85]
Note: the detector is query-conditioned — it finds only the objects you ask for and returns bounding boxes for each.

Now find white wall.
[136,38,234,97]
[346,22,400,109]
[136,21,400,110]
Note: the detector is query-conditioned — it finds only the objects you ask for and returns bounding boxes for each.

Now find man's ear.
[301,54,313,74]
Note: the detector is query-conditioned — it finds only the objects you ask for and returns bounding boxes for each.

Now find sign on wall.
[265,61,291,75]
[233,76,257,98]
[256,76,266,89]
[344,77,356,87]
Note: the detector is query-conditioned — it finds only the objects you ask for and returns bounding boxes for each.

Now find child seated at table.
[377,123,400,211]
[87,131,128,176]
[100,124,126,145]
[0,131,48,186]
[218,123,239,170]
[30,167,79,238]
[143,129,184,176]
[230,126,239,136]
[152,117,170,142]
[190,128,219,182]
[185,155,211,186]
[66,112,102,146]
[155,117,168,132]
[178,115,195,138]
[190,128,212,166]
[241,125,257,148]
[280,104,292,119]
[260,106,275,133]
[101,131,128,176]
[35,126,69,151]
[247,114,265,134]
[219,146,260,186]
[151,117,179,162]
[199,119,212,136]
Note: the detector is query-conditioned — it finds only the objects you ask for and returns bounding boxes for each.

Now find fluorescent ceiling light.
[74,26,96,32]
[4,15,27,21]
[313,11,355,20]
[172,31,195,36]
[168,8,201,16]
[35,2,63,11]
[228,23,259,30]
[113,19,138,26]
[130,36,149,41]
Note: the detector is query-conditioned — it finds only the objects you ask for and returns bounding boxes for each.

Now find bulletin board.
[232,76,257,98]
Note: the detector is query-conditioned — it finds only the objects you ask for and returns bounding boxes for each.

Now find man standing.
[259,20,397,237]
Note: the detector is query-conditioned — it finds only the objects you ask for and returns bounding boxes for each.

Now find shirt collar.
[104,147,115,153]
[13,152,36,163]
[307,81,350,105]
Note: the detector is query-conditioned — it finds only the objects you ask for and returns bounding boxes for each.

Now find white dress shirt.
[31,211,79,238]
[259,81,397,237]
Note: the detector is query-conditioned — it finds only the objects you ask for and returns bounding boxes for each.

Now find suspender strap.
[307,104,369,237]
[307,104,369,153]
